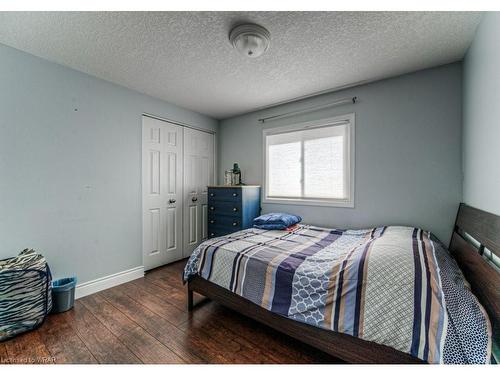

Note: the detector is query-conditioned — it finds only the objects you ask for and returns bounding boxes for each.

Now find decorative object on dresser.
[224,162,242,185]
[207,185,261,238]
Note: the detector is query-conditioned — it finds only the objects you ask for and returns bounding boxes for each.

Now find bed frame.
[187,203,499,363]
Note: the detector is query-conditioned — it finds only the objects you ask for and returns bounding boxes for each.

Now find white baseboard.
[75,266,145,299]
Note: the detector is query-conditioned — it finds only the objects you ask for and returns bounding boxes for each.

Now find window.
[263,114,354,207]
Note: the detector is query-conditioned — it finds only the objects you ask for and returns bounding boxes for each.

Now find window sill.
[263,197,354,208]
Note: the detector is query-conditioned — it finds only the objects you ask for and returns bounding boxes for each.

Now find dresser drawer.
[207,201,241,216]
[208,215,241,228]
[208,188,242,202]
[208,228,234,239]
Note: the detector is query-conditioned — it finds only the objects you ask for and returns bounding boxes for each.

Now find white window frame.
[262,113,355,208]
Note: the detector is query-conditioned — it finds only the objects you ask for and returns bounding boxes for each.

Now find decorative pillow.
[253,212,302,230]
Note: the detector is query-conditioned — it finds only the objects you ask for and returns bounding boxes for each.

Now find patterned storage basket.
[0,249,52,341]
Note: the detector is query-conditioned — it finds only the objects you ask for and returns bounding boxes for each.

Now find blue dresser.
[207,186,261,238]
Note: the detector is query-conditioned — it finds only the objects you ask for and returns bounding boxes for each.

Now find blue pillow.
[253,213,302,230]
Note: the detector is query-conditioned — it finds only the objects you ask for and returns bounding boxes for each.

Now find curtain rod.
[258,96,357,123]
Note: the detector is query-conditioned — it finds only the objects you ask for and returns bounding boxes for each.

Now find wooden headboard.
[449,203,500,360]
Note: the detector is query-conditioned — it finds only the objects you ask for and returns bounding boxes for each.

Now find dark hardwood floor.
[0,260,341,364]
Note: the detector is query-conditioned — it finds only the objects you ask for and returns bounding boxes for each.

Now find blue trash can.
[51,277,77,313]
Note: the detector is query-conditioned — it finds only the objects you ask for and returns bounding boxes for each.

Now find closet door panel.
[143,116,183,270]
[183,128,214,257]
[202,204,208,240]
[166,206,177,251]
[188,205,198,245]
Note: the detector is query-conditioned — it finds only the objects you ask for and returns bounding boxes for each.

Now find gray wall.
[0,44,218,283]
[219,63,463,243]
[463,13,500,215]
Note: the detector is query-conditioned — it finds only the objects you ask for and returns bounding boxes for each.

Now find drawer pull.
[210,233,214,237]
[232,193,238,197]
[210,206,215,211]
[232,222,238,226]
[210,220,215,224]
[232,207,238,212]
[210,193,214,197]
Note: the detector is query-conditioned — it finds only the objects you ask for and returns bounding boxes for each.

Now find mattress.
[183,225,491,364]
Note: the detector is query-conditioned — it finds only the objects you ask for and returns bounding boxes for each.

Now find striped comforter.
[183,225,491,364]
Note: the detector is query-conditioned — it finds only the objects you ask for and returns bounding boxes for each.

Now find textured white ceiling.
[0,12,481,119]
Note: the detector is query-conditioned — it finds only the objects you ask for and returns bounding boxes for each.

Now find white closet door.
[183,127,214,257]
[142,116,183,270]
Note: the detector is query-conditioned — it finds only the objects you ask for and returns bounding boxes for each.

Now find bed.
[183,203,499,364]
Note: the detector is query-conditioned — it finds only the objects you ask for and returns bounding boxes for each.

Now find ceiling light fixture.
[229,23,271,58]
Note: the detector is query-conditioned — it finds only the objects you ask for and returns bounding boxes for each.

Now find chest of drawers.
[207,186,261,238]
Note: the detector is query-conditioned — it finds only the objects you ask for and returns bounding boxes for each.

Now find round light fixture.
[229,23,270,58]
